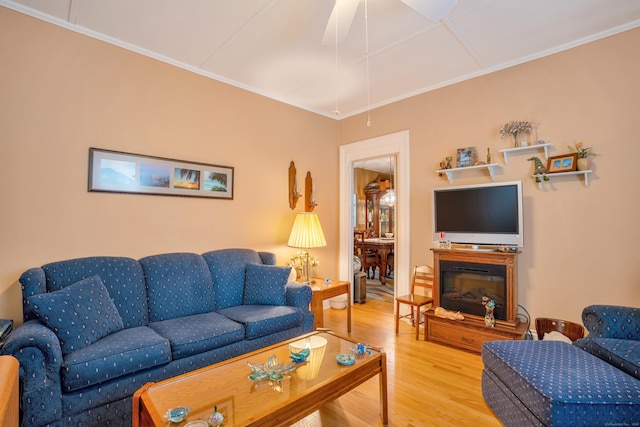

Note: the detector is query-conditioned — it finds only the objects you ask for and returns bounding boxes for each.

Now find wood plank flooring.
[292,300,503,427]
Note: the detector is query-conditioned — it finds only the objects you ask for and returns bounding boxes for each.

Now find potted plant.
[569,141,595,170]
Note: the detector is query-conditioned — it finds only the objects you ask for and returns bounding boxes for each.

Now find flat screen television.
[432,181,524,247]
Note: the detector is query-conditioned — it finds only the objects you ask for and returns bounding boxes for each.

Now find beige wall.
[2,6,639,328]
[340,28,640,325]
[0,8,340,324]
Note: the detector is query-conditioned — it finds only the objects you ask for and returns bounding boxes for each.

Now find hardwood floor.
[292,300,502,427]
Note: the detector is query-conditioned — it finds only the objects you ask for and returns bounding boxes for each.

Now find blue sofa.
[0,248,314,427]
[482,305,640,426]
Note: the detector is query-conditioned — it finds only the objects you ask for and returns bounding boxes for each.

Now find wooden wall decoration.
[288,161,301,210]
[305,171,317,212]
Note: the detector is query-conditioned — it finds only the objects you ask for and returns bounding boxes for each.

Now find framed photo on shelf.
[456,146,478,168]
[546,153,578,173]
[88,148,234,199]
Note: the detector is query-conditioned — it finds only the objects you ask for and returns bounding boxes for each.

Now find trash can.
[353,272,367,304]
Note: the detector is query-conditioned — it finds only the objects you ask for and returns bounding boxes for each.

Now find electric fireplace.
[439,260,507,320]
[425,249,524,354]
[431,248,519,327]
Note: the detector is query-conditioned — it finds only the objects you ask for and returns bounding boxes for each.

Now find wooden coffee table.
[132,331,387,427]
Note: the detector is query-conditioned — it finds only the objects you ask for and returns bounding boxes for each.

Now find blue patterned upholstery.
[28,275,125,355]
[243,263,291,305]
[217,305,303,339]
[38,256,149,328]
[62,326,171,392]
[140,253,217,322]
[574,305,640,381]
[1,249,314,427]
[149,312,245,360]
[202,248,266,309]
[580,305,640,340]
[483,340,640,426]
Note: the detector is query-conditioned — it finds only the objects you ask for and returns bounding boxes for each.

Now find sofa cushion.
[61,326,171,392]
[243,263,291,306]
[28,275,124,355]
[482,340,640,426]
[580,337,640,380]
[140,253,216,322]
[202,249,265,309]
[149,312,245,360]
[39,256,148,329]
[217,305,303,339]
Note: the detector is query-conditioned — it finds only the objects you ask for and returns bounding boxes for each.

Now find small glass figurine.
[482,296,495,328]
[208,406,225,426]
[164,406,191,423]
[352,343,371,358]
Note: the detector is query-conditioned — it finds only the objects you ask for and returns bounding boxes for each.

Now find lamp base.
[299,250,315,284]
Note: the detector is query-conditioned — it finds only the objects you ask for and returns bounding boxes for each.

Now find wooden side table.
[309,278,351,332]
[0,355,19,427]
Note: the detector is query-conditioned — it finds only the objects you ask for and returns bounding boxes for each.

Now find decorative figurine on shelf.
[527,157,550,183]
[445,156,453,169]
[482,296,495,328]
[487,147,492,164]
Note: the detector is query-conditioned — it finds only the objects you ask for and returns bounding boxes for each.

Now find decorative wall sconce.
[288,161,301,210]
[305,171,317,212]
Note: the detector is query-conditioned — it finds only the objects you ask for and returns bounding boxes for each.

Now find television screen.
[432,181,523,247]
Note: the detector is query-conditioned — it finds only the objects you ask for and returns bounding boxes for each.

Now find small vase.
[577,158,591,171]
[515,132,530,147]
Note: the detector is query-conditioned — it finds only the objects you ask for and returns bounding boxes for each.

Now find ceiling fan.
[321,0,458,45]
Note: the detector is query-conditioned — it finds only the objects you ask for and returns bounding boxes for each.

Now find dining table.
[364,237,395,285]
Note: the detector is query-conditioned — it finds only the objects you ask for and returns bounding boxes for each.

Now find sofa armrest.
[285,282,312,309]
[0,320,63,426]
[582,305,640,340]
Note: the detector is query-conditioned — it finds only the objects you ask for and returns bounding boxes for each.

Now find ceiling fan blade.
[400,0,457,22]
[321,0,360,46]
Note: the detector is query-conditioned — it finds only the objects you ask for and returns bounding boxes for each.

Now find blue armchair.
[575,304,640,379]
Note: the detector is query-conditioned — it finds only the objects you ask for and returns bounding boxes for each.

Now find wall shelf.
[532,170,592,190]
[499,143,551,165]
[437,163,502,183]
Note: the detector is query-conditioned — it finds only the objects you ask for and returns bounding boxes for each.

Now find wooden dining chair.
[395,265,434,339]
[354,230,380,279]
[535,317,585,342]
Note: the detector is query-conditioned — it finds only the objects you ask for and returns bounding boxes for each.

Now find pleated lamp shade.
[288,212,327,249]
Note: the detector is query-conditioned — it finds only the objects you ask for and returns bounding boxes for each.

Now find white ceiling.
[3,0,640,119]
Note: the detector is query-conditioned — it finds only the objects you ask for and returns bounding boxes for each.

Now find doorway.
[354,156,396,301]
[339,130,411,310]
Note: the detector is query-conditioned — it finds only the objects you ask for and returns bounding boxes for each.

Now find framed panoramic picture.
[546,153,578,173]
[456,146,478,168]
[88,148,234,199]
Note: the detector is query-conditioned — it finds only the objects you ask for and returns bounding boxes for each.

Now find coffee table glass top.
[141,331,383,426]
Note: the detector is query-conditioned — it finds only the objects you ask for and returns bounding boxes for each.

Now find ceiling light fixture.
[334,0,341,116]
[364,0,371,127]
[380,156,396,206]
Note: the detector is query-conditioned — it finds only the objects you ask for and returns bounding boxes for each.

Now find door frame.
[339,130,411,308]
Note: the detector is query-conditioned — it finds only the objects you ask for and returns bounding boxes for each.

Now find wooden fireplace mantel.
[425,248,526,353]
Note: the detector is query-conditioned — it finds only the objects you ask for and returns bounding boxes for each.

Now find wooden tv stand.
[425,249,525,354]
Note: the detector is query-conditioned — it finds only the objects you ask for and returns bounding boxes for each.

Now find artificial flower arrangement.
[569,141,595,158]
[289,251,319,270]
[499,120,532,139]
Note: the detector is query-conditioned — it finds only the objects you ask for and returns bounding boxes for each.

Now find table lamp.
[288,212,327,284]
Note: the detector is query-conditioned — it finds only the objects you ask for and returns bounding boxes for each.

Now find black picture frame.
[88,148,234,199]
